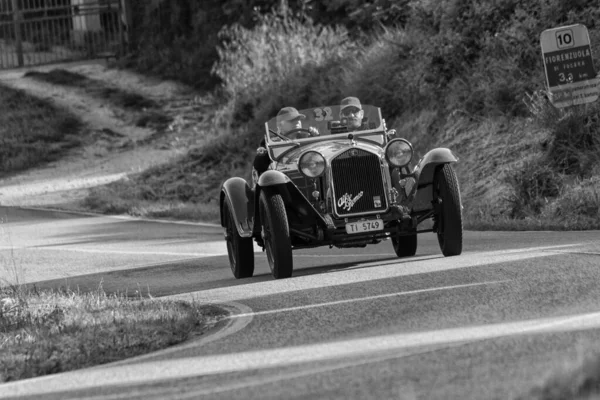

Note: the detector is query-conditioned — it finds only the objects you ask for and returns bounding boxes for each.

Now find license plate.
[345,219,384,234]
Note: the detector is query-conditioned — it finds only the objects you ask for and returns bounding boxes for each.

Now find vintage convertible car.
[220,104,462,279]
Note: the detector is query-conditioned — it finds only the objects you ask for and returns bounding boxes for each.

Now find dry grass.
[518,350,600,400]
[0,283,224,382]
[83,184,220,223]
[0,83,83,176]
[25,69,164,111]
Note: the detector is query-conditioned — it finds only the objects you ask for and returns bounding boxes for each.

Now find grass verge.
[24,69,159,111]
[24,69,173,130]
[518,352,600,400]
[0,82,84,176]
[0,284,226,383]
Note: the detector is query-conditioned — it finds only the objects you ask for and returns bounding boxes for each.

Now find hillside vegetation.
[102,0,600,229]
[0,85,83,176]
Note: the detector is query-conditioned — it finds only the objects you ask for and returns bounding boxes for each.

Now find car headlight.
[385,139,413,167]
[298,151,326,178]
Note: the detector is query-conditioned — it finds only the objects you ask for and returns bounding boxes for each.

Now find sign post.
[540,24,598,108]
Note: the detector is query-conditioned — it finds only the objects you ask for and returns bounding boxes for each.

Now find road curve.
[0,206,599,399]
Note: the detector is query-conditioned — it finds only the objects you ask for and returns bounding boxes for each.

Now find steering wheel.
[284,128,314,140]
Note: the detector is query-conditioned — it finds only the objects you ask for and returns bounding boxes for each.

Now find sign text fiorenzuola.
[545,48,591,64]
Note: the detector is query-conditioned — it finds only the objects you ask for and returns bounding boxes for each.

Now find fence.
[0,0,127,68]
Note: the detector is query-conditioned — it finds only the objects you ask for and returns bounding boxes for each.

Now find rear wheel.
[392,230,417,257]
[259,189,293,279]
[434,164,463,256]
[224,200,254,278]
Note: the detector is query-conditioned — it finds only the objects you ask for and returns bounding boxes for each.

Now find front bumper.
[289,205,434,249]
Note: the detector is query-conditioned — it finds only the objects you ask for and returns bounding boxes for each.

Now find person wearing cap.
[253,107,319,176]
[339,96,398,139]
[339,96,366,131]
[275,106,319,138]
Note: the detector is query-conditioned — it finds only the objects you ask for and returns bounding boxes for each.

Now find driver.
[339,96,367,131]
[275,107,319,138]
[253,107,318,176]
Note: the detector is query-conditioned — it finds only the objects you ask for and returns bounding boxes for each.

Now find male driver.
[339,96,366,131]
[253,107,318,175]
[275,106,319,138]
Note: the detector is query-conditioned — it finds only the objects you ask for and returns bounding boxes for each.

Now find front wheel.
[224,200,254,278]
[259,189,293,279]
[434,164,463,256]
[392,230,417,257]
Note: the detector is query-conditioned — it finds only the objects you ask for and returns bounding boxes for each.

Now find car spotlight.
[299,151,326,178]
[385,139,413,167]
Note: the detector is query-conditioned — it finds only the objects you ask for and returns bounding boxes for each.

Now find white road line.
[4,310,600,398]
[0,242,583,259]
[227,280,510,319]
[546,250,600,256]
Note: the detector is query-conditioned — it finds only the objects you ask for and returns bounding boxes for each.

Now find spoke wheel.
[259,189,293,279]
[224,200,254,278]
[434,164,463,256]
[392,230,417,257]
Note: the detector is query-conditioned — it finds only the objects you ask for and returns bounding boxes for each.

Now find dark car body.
[220,104,463,279]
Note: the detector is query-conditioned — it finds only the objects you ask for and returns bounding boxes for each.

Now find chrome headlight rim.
[385,138,413,168]
[298,151,326,178]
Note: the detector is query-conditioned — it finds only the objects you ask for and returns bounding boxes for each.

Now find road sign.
[540,24,599,108]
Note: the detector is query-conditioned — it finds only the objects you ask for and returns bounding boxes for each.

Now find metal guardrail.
[0,0,126,68]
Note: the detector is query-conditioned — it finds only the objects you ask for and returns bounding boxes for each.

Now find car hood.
[278,139,385,167]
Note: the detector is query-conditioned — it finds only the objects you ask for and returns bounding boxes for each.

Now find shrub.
[212,8,357,122]
[545,107,600,177]
[504,158,563,219]
[552,176,600,222]
[525,90,600,177]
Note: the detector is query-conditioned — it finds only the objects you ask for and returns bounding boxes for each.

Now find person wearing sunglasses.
[339,96,366,131]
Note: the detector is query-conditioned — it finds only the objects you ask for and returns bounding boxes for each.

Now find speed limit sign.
[540,24,598,107]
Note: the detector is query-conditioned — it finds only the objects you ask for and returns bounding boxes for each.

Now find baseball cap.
[277,107,306,123]
[340,96,362,112]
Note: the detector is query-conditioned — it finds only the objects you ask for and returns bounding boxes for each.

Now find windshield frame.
[263,105,386,161]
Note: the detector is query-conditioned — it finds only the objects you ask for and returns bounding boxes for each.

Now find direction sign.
[540,24,598,108]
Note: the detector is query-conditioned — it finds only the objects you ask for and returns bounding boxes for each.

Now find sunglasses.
[341,107,362,116]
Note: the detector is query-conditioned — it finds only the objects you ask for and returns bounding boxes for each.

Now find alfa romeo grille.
[331,149,387,216]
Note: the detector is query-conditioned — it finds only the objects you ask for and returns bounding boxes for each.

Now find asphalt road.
[1,206,599,399]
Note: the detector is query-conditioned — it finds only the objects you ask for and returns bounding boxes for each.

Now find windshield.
[264,104,383,143]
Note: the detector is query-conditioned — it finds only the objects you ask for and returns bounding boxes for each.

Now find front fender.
[414,148,458,187]
[412,148,458,212]
[220,177,254,237]
[257,170,291,187]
